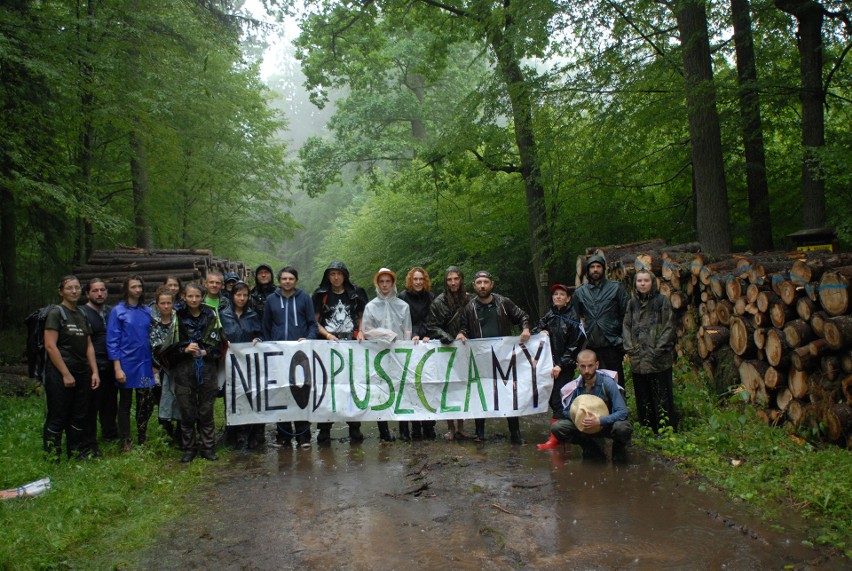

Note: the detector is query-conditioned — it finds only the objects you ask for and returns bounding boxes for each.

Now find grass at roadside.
[0,390,225,570]
[634,359,852,559]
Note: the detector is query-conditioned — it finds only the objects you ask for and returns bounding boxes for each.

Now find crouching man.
[552,349,633,460]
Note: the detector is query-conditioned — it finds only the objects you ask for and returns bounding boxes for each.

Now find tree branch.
[468,149,521,174]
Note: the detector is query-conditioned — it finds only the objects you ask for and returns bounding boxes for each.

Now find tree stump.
[729,316,756,357]
[783,319,814,348]
[739,360,770,405]
[765,328,791,367]
[818,268,852,317]
[823,315,852,350]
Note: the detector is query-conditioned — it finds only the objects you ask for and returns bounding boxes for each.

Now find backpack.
[24,305,67,379]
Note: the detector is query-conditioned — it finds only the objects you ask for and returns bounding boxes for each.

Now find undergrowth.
[633,358,852,558]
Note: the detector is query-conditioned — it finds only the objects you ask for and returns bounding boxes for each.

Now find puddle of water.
[133,418,845,570]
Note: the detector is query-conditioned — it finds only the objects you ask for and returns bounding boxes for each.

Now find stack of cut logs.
[576,240,852,448]
[73,248,248,297]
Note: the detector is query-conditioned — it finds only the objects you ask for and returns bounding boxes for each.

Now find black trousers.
[117,386,155,444]
[43,366,91,458]
[549,367,575,420]
[590,345,625,388]
[632,369,678,431]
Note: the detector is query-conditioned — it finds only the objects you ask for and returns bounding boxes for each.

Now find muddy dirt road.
[134,419,842,570]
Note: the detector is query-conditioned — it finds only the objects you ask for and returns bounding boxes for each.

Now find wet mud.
[133,417,844,570]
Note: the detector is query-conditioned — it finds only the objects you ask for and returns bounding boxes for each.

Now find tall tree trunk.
[674,0,733,255]
[775,0,826,228]
[0,184,16,322]
[129,129,153,249]
[488,25,551,314]
[77,0,97,264]
[730,0,774,251]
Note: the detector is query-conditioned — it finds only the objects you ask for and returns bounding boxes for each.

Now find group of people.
[40,254,677,464]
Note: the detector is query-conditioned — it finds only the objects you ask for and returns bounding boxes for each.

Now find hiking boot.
[398,422,411,442]
[474,419,486,442]
[180,449,196,463]
[349,425,364,443]
[317,427,332,444]
[200,449,218,461]
[378,422,395,442]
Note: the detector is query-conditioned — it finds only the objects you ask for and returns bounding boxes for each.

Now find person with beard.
[456,271,531,444]
[250,263,276,320]
[622,269,677,431]
[572,253,629,388]
[550,349,632,460]
[79,278,117,453]
[312,261,369,444]
[398,267,436,440]
[426,266,470,441]
[359,268,413,442]
[264,266,318,448]
[533,283,586,450]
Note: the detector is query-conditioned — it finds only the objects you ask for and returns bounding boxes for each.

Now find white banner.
[224,334,553,425]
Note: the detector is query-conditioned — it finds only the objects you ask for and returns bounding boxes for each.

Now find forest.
[1,0,850,321]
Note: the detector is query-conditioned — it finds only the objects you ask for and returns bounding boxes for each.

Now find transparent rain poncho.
[361,283,412,342]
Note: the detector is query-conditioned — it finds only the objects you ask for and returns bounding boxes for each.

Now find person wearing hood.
[572,253,629,388]
[263,266,318,448]
[398,267,436,440]
[312,261,369,444]
[532,284,586,450]
[223,272,240,302]
[250,263,276,320]
[358,268,413,442]
[622,268,677,431]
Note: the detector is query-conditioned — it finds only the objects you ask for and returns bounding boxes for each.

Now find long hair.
[121,274,145,304]
[444,266,469,312]
[405,267,431,293]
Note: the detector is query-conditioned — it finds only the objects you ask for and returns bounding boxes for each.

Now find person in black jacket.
[159,283,226,463]
[457,271,531,444]
[398,267,436,440]
[249,263,275,320]
[312,261,369,444]
[532,284,585,450]
[79,278,116,453]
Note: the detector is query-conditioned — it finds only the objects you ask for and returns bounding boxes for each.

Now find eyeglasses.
[64,286,81,291]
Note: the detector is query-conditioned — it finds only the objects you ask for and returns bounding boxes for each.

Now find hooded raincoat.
[361,281,412,342]
[622,272,675,374]
[312,261,369,339]
[106,302,155,388]
[572,253,629,349]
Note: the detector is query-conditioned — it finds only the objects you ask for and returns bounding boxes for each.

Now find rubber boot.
[317,425,332,445]
[508,417,525,445]
[378,421,395,442]
[398,421,411,442]
[348,423,364,443]
[474,419,486,442]
[537,419,560,450]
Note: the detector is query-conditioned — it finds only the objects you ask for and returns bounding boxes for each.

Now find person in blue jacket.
[106,275,155,452]
[221,281,264,449]
[263,266,318,447]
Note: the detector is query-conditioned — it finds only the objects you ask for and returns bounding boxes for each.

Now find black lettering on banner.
[289,350,311,410]
[520,341,545,408]
[265,351,287,411]
[229,353,249,414]
[312,351,327,412]
[254,352,262,411]
[491,346,519,411]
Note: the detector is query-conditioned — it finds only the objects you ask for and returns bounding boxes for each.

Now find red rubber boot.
[537,419,560,450]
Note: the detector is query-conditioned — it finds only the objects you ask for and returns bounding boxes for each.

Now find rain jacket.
[250,263,276,318]
[622,273,675,374]
[427,285,470,344]
[398,289,434,339]
[263,288,318,341]
[361,284,412,342]
[106,302,155,389]
[533,301,585,371]
[458,293,531,339]
[158,305,225,367]
[573,253,629,349]
[312,261,369,337]
[150,310,178,369]
[221,306,263,344]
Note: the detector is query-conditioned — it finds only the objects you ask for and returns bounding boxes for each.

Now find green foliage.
[0,392,226,570]
[637,358,852,556]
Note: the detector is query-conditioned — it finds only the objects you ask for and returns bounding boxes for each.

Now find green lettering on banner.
[372,349,395,411]
[393,348,414,414]
[350,348,369,410]
[330,348,345,412]
[438,347,459,413]
[465,352,487,412]
[415,348,438,413]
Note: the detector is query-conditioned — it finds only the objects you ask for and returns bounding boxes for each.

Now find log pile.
[73,248,248,296]
[578,240,852,448]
